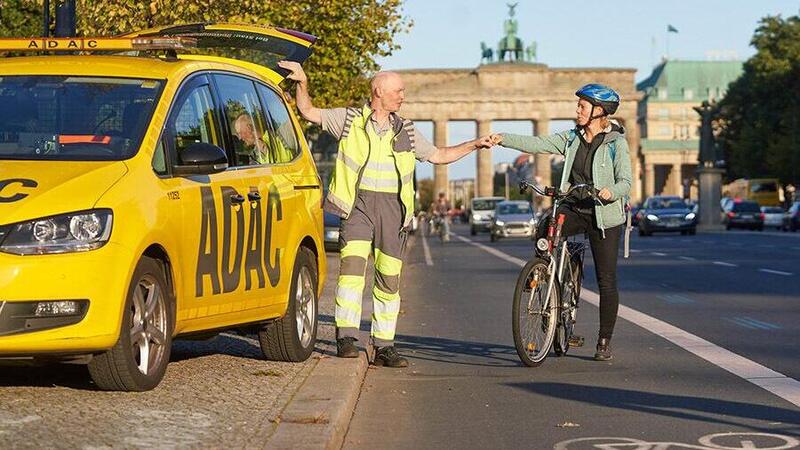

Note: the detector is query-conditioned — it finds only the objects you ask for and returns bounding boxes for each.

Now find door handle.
[230,194,245,204]
[247,192,262,202]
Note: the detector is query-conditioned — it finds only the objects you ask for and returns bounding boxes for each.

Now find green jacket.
[500,126,632,231]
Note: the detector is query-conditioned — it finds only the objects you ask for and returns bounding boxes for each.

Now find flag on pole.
[667,24,679,33]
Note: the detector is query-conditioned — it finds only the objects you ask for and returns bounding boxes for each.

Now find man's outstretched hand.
[277,61,307,84]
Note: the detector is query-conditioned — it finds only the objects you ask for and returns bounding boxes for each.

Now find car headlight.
[494,220,505,227]
[0,209,113,255]
[529,218,537,225]
[685,212,696,220]
[472,213,481,220]
[646,214,660,222]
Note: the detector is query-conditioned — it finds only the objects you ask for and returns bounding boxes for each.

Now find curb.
[267,353,368,449]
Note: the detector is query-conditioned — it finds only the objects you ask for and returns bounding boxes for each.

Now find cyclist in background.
[431,192,452,241]
[490,84,632,361]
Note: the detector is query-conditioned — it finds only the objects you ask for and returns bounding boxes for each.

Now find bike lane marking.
[759,268,793,276]
[713,261,738,267]
[421,232,434,266]
[452,232,800,409]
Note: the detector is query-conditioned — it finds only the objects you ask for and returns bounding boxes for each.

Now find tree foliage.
[1,0,411,109]
[717,14,800,184]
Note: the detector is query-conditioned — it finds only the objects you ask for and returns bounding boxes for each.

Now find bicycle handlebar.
[518,180,600,204]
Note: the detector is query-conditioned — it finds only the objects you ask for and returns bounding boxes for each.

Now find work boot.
[373,346,408,368]
[336,337,359,358]
[594,337,612,361]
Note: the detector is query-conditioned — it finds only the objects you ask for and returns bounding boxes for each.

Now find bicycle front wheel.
[512,258,559,367]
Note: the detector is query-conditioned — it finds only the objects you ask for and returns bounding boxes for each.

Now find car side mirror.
[173,143,228,176]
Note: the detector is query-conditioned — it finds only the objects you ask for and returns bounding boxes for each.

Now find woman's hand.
[490,133,503,145]
[598,188,613,201]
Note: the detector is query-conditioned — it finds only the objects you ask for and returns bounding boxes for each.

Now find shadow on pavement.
[505,381,800,436]
[0,362,93,389]
[394,333,521,367]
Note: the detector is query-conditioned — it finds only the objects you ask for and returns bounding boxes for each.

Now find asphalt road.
[343,224,800,449]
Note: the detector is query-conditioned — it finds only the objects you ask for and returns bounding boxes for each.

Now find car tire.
[259,247,318,362]
[639,229,649,237]
[470,226,477,236]
[688,228,696,235]
[88,257,173,391]
[756,226,764,232]
[490,233,497,242]
[725,224,731,231]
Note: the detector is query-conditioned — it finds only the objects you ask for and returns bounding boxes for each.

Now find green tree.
[1,0,410,110]
[416,178,434,212]
[717,14,800,185]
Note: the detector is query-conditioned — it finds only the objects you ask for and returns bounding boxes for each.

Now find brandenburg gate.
[396,4,643,202]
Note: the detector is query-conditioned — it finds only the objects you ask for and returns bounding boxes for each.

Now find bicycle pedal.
[568,335,585,347]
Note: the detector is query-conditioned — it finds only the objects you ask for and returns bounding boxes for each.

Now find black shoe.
[568,334,585,348]
[336,337,359,358]
[374,346,408,368]
[594,338,612,361]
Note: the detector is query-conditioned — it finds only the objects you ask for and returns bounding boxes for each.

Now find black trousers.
[536,205,623,339]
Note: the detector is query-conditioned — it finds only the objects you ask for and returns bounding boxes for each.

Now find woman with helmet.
[490,84,632,361]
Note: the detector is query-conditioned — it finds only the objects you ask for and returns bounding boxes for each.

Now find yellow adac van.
[0,24,327,391]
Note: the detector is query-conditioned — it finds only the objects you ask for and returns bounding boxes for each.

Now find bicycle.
[512,181,599,367]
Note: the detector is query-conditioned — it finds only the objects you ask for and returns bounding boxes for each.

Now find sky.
[376,0,800,180]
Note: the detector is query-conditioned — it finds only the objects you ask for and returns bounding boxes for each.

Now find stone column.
[433,119,448,197]
[697,166,725,231]
[671,163,682,197]
[476,119,493,197]
[645,163,655,199]
[534,119,552,207]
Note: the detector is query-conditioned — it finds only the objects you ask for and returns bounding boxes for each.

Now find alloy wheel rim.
[295,266,315,347]
[130,274,168,376]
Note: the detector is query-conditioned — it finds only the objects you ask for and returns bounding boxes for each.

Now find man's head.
[234,113,257,146]
[370,71,405,113]
[438,192,446,200]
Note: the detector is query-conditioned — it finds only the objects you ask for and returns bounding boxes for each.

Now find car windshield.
[762,207,783,213]
[750,182,777,193]
[472,199,501,210]
[0,75,163,161]
[733,202,761,212]
[649,199,686,210]
[498,203,531,215]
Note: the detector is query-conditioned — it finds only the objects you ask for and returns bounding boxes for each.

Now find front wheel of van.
[88,257,173,391]
[259,248,318,362]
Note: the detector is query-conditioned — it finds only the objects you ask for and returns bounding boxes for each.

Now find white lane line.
[678,256,696,261]
[629,249,642,253]
[421,232,434,266]
[713,261,738,267]
[759,268,793,276]
[456,233,800,408]
[651,252,667,256]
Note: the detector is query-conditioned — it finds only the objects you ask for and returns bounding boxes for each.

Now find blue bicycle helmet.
[575,83,620,115]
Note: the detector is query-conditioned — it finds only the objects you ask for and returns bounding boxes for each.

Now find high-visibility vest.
[324,105,417,227]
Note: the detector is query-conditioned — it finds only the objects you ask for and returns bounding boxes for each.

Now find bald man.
[233,113,270,164]
[279,60,494,367]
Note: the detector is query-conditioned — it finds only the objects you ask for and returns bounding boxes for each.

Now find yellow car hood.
[0,161,128,225]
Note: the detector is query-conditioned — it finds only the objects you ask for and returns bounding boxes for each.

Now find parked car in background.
[469,196,505,235]
[783,202,800,232]
[725,178,782,207]
[723,200,764,230]
[324,211,341,252]
[490,200,536,242]
[638,196,697,236]
[761,206,784,230]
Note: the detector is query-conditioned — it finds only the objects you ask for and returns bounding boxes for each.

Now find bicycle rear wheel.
[512,258,558,367]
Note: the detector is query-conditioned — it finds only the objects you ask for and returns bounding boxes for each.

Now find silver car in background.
[490,200,537,242]
[761,206,784,229]
[470,196,505,235]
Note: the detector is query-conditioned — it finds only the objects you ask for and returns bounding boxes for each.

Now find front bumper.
[0,242,134,355]
[493,223,535,237]
[642,220,696,232]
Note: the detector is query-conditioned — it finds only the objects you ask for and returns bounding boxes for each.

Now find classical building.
[636,60,743,199]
